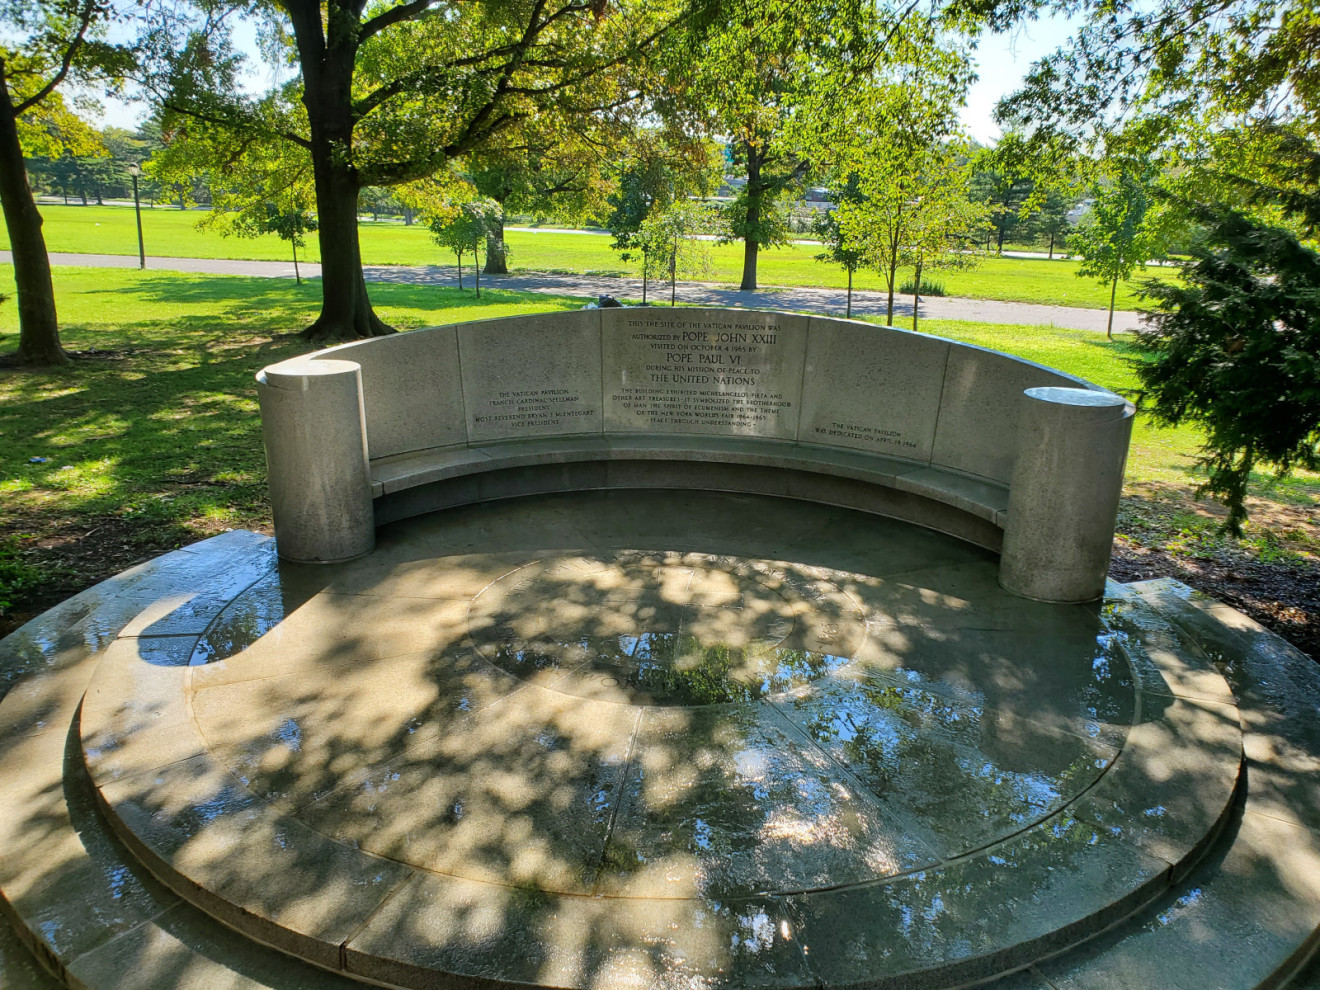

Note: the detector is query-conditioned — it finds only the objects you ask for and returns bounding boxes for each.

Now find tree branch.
[360,0,442,41]
[162,100,313,151]
[14,0,95,116]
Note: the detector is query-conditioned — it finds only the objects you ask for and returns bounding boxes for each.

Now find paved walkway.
[7,250,1146,332]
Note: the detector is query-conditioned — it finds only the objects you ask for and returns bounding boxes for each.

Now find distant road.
[3,250,1146,333]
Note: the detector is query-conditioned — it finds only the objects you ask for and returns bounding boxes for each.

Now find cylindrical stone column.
[256,357,375,563]
[1000,387,1134,603]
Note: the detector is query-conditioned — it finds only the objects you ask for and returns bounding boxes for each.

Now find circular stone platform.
[75,492,1245,990]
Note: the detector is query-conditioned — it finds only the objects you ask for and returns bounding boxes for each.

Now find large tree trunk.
[740,144,763,292]
[302,157,390,341]
[0,71,68,366]
[741,236,759,292]
[484,213,508,274]
[297,26,393,344]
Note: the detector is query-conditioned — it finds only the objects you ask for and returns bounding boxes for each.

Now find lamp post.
[126,162,145,269]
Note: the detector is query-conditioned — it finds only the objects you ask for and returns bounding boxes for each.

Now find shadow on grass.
[0,270,587,624]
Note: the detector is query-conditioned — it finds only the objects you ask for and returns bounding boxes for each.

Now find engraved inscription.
[604,314,806,436]
[798,324,949,461]
[459,312,604,442]
[472,387,596,432]
[812,420,920,451]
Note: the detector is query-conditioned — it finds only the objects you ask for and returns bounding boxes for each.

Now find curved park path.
[7,250,1145,332]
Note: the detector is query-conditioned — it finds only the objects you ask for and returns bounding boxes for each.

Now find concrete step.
[0,505,1317,989]
[989,580,1320,989]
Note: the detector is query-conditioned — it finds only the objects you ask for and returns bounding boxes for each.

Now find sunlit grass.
[1,265,1313,627]
[0,265,589,543]
[6,203,1171,310]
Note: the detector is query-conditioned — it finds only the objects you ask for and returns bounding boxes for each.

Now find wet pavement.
[47,491,1248,988]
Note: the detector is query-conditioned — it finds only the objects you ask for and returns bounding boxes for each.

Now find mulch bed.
[1110,541,1320,660]
[1112,489,1320,661]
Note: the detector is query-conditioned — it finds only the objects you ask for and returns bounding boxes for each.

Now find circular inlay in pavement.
[76,493,1245,990]
[466,552,865,705]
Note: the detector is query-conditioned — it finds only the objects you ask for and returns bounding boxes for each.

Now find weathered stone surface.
[1000,387,1134,603]
[929,344,1084,483]
[601,308,809,438]
[317,324,466,458]
[257,357,374,563]
[1037,811,1320,990]
[800,318,948,460]
[2,500,1317,990]
[458,311,605,443]
[345,871,813,990]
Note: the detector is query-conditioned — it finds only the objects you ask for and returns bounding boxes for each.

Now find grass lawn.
[7,203,1169,310]
[0,266,588,630]
[1,265,1314,650]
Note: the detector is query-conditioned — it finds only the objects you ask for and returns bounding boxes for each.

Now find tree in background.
[237,201,318,283]
[1071,160,1168,339]
[639,198,723,305]
[468,128,617,275]
[429,198,502,297]
[606,134,720,303]
[903,148,985,333]
[970,136,1035,254]
[359,187,403,222]
[0,0,132,366]
[1024,186,1077,258]
[992,0,1320,525]
[152,107,316,284]
[145,0,680,342]
[828,71,973,326]
[1138,201,1320,533]
[30,152,118,205]
[812,179,866,318]
[662,0,902,291]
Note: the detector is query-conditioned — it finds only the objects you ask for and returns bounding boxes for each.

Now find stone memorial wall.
[309,307,1086,485]
[459,312,604,443]
[262,306,1133,602]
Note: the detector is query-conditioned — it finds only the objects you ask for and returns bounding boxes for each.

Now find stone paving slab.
[4,498,1318,990]
[788,809,1174,989]
[1036,810,1320,990]
[73,497,1245,989]
[0,533,348,990]
[0,909,61,990]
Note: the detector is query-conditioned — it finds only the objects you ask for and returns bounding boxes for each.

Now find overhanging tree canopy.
[144,0,682,341]
[0,0,133,366]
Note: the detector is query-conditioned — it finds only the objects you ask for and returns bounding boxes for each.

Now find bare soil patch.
[1111,485,1320,660]
[0,514,271,640]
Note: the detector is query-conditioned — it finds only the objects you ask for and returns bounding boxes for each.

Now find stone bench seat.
[368,433,1011,537]
[257,307,1134,602]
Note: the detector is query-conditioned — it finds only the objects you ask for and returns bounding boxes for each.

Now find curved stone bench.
[257,308,1134,603]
